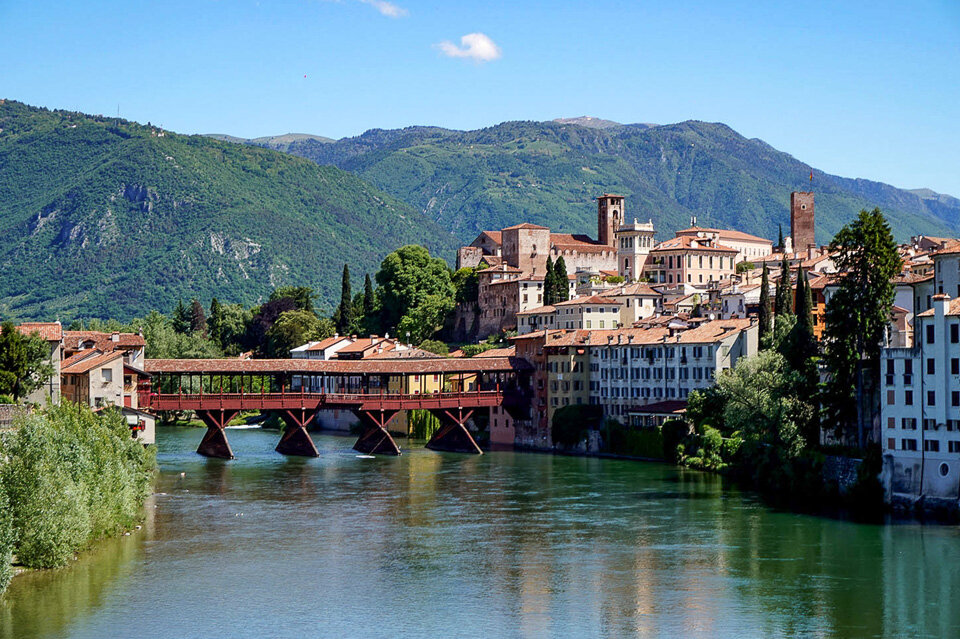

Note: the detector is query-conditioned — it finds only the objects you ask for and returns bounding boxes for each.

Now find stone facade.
[791,191,816,251]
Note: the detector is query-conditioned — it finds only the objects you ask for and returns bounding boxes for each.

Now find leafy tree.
[781,267,820,447]
[758,263,772,346]
[171,299,190,334]
[335,264,354,335]
[418,339,450,355]
[551,404,602,447]
[716,349,810,457]
[553,256,569,303]
[735,261,754,274]
[452,267,479,304]
[265,310,334,358]
[822,208,901,447]
[0,483,12,593]
[136,311,223,359]
[685,386,728,432]
[396,294,455,345]
[375,245,454,332]
[246,297,297,350]
[543,256,556,306]
[269,286,317,314]
[189,299,207,336]
[0,322,55,402]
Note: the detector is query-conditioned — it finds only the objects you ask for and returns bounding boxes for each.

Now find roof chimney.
[111,332,119,342]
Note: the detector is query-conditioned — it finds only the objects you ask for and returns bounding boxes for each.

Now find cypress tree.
[554,256,569,302]
[172,299,190,334]
[777,224,784,251]
[775,255,791,319]
[363,274,375,318]
[543,256,556,306]
[336,264,353,335]
[758,263,771,345]
[208,297,224,346]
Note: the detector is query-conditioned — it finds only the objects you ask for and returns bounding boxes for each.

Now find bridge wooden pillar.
[195,409,240,459]
[352,410,401,455]
[276,408,320,457]
[427,408,482,455]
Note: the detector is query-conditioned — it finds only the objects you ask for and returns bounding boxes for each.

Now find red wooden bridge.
[142,356,531,459]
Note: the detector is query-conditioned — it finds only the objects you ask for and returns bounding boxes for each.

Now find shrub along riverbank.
[0,404,156,596]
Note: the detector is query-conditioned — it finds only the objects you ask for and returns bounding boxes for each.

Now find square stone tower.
[790,191,815,251]
[597,194,624,247]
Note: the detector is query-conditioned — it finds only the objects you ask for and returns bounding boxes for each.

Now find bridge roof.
[144,357,530,375]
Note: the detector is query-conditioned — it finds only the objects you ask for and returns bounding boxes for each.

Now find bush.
[679,425,730,471]
[0,484,13,594]
[603,420,663,458]
[0,404,156,574]
[551,405,602,448]
[661,419,693,463]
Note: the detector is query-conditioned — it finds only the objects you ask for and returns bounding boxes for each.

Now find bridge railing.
[143,388,509,411]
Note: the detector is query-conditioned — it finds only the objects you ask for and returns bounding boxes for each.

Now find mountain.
[206,132,334,153]
[257,119,960,245]
[0,100,457,321]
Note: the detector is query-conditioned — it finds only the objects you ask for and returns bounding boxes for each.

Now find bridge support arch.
[196,409,240,459]
[275,408,320,457]
[427,408,482,455]
[352,410,402,455]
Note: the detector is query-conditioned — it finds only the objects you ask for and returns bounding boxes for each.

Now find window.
[901,438,918,451]
[926,324,935,344]
[950,441,960,453]
[952,323,959,344]
[927,358,936,375]
[940,462,950,477]
[905,390,913,405]
[924,440,940,452]
[953,391,959,407]
[102,368,113,382]
[953,358,959,375]
[886,390,895,405]
[928,390,936,406]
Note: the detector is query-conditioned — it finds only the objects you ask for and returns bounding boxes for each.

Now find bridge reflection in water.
[142,357,531,459]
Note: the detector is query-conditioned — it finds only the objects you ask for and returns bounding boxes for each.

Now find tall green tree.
[335,264,354,335]
[782,267,820,447]
[553,256,569,303]
[171,299,190,334]
[777,224,784,251]
[269,286,316,314]
[207,298,224,346]
[0,322,55,402]
[189,299,207,336]
[758,263,772,346]
[375,245,454,333]
[774,255,791,319]
[543,256,556,306]
[363,274,376,317]
[265,310,334,358]
[822,208,901,448]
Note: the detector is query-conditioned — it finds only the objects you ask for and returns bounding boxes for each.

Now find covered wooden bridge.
[141,356,531,459]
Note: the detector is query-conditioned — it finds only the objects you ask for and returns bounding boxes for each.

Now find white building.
[881,294,960,505]
[598,283,663,326]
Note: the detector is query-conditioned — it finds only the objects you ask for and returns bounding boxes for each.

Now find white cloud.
[357,0,407,17]
[435,33,502,63]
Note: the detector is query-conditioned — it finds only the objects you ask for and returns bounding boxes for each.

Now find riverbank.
[0,403,156,596]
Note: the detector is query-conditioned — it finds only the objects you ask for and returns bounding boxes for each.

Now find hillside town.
[7,189,959,514]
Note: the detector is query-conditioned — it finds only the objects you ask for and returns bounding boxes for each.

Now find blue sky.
[2,0,959,194]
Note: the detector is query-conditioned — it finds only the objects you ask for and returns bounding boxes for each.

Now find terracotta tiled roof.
[599,283,661,297]
[626,400,688,414]
[478,264,523,274]
[64,331,145,351]
[62,350,123,375]
[550,233,609,252]
[650,236,739,253]
[932,239,960,256]
[675,227,772,244]
[542,319,754,348]
[478,231,502,244]
[15,322,63,341]
[474,347,516,358]
[366,347,444,360]
[305,336,353,352]
[917,297,960,317]
[502,222,550,231]
[336,337,399,355]
[144,357,530,374]
[892,273,934,285]
[516,305,557,316]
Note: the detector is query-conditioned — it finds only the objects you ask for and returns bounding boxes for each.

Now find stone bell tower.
[790,191,815,252]
[597,194,624,247]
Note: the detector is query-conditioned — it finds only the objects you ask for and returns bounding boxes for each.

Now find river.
[1,426,959,638]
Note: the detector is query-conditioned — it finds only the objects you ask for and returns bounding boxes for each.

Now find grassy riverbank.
[0,404,156,595]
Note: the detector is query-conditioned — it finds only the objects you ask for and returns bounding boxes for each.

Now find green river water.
[1,426,959,638]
